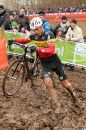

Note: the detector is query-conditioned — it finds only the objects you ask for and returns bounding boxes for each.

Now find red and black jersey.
[29,31,56,58]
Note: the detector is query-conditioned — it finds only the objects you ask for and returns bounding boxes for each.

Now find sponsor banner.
[56,40,86,67]
[6,31,86,67]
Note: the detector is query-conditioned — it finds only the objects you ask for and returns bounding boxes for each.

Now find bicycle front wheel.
[2,59,25,97]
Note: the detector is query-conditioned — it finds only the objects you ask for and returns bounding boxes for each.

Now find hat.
[61,16,67,20]
[71,19,77,24]
[0,5,4,9]
[11,21,19,28]
[38,11,45,16]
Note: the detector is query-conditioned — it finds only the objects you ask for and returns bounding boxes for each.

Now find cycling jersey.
[11,31,66,80]
[29,31,56,58]
[29,31,54,45]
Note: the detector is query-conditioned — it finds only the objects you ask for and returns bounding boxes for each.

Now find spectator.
[55,27,63,40]
[11,20,19,34]
[38,11,53,32]
[14,7,30,32]
[66,19,84,43]
[54,16,70,38]
[0,5,11,30]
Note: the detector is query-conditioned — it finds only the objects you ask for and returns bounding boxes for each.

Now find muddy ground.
[0,64,86,130]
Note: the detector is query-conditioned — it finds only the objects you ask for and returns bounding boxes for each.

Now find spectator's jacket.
[66,25,84,43]
[54,21,70,37]
[0,11,11,30]
[42,19,53,32]
[14,14,30,31]
[11,21,19,29]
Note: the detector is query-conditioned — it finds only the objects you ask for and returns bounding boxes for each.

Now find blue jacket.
[42,19,53,32]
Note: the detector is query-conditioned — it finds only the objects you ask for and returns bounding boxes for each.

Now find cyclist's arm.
[46,31,56,45]
[14,38,31,44]
[48,38,57,44]
[10,31,34,44]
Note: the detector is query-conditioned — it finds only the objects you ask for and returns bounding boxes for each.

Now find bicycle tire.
[2,59,25,97]
[31,59,43,89]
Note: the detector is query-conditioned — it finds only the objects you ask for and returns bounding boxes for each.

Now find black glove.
[8,39,14,51]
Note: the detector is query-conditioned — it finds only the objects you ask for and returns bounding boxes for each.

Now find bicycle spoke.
[2,59,24,97]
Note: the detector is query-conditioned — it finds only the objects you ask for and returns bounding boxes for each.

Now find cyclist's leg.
[61,79,77,102]
[55,61,77,103]
[42,67,58,104]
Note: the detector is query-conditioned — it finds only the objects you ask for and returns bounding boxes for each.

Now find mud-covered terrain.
[0,65,86,130]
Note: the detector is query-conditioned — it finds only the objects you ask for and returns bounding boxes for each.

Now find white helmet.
[30,17,42,30]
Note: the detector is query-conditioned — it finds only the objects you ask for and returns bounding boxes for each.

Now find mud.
[0,65,86,130]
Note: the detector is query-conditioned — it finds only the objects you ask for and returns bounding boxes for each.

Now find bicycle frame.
[2,41,42,97]
[23,53,39,81]
[8,41,41,81]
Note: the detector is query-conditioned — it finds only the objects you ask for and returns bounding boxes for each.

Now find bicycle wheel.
[31,59,43,88]
[2,59,25,97]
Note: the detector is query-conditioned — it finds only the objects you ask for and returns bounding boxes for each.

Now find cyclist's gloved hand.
[29,46,37,53]
[8,39,14,45]
[8,39,14,51]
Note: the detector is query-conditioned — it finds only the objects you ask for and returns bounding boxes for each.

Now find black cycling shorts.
[41,58,67,81]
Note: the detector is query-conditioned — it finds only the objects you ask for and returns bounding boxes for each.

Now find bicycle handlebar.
[8,40,37,54]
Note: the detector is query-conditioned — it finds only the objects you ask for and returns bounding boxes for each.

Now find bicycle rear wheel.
[2,59,25,97]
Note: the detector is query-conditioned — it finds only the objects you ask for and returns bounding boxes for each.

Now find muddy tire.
[2,59,25,97]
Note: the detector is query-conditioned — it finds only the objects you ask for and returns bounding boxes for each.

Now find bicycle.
[2,41,42,98]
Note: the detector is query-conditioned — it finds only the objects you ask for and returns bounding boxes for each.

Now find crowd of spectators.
[5,6,86,16]
[18,6,86,15]
[45,6,86,14]
[0,4,85,43]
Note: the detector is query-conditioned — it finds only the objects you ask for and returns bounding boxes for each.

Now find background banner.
[55,41,86,67]
[6,31,86,67]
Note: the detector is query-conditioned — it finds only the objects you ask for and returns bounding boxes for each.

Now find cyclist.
[8,17,77,108]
